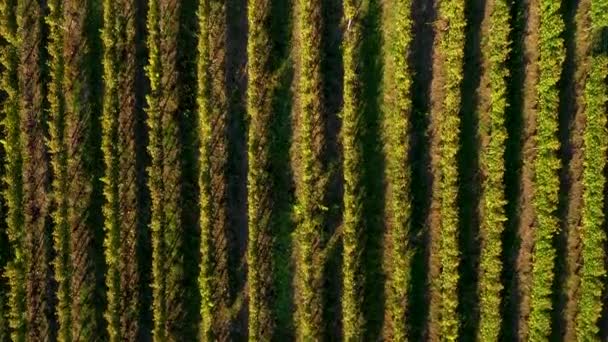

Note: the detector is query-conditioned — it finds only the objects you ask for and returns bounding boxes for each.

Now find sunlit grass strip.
[382,0,412,339]
[101,0,121,339]
[196,0,226,338]
[476,0,510,340]
[342,0,366,339]
[294,0,325,339]
[146,0,185,339]
[196,0,213,339]
[46,0,72,339]
[147,0,168,339]
[576,2,608,335]
[527,0,564,339]
[0,0,25,340]
[246,0,274,339]
[295,0,324,338]
[433,0,466,340]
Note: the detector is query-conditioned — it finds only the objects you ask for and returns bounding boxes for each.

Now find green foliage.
[591,0,608,28]
[102,0,148,338]
[528,0,564,339]
[476,0,510,340]
[341,0,366,339]
[246,0,276,338]
[101,0,122,339]
[576,4,608,336]
[3,0,608,340]
[0,0,25,340]
[47,0,105,339]
[145,1,167,339]
[196,0,231,338]
[432,0,466,340]
[196,0,232,339]
[196,1,214,339]
[293,0,326,339]
[46,0,71,339]
[576,53,608,342]
[146,0,186,339]
[382,0,412,339]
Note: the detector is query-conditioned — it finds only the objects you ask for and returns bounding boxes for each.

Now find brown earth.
[20,1,57,340]
[204,0,232,338]
[62,0,107,338]
[427,0,447,339]
[512,0,540,339]
[113,0,153,339]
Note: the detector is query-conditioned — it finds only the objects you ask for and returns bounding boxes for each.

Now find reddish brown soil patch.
[514,0,540,339]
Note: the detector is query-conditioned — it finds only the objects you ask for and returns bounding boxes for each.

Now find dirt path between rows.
[513,0,540,339]
[427,0,445,338]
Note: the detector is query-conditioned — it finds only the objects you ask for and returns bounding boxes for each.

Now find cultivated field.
[1,0,608,340]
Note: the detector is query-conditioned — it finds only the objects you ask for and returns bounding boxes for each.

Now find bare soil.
[21,1,57,339]
[513,0,540,339]
[428,0,447,339]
